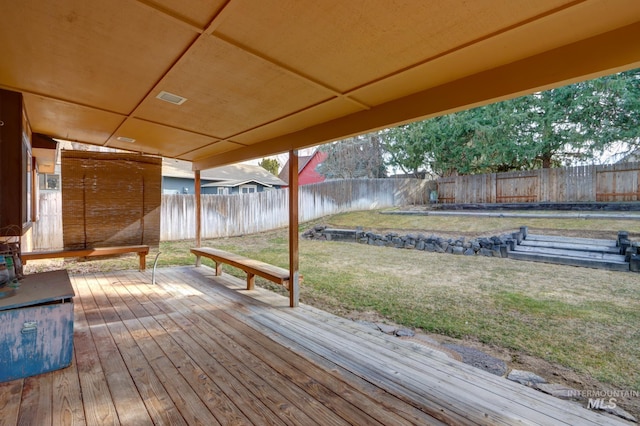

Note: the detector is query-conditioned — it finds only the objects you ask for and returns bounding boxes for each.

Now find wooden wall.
[437,162,640,204]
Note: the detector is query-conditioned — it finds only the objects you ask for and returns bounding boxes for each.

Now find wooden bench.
[21,245,150,271]
[191,247,297,291]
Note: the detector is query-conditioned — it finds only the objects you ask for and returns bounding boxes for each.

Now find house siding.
[299,151,328,185]
[162,176,278,195]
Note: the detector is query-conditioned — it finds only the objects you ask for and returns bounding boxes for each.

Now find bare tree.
[317,133,386,179]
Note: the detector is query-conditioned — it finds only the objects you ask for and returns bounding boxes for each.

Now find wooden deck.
[0,266,627,425]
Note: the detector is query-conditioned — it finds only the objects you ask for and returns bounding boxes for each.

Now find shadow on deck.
[0,266,626,425]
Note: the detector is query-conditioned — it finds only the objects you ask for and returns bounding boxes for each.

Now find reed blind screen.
[61,151,161,249]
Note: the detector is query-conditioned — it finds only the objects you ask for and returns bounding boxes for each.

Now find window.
[240,185,257,194]
[39,174,60,190]
[218,187,229,195]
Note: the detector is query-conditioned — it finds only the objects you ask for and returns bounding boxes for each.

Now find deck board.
[158,269,450,426]
[110,279,252,426]
[19,374,52,426]
[178,269,556,424]
[76,275,155,426]
[72,276,120,426]
[130,269,371,426]
[150,269,407,426]
[52,345,85,426]
[84,273,186,426]
[180,269,536,425]
[0,380,22,426]
[0,266,629,425]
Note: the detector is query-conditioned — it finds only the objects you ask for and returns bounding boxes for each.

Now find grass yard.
[27,209,640,414]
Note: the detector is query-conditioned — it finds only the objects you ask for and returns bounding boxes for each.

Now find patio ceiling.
[1,1,639,171]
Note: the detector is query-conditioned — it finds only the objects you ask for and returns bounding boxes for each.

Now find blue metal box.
[0,270,74,382]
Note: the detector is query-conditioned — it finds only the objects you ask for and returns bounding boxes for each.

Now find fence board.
[32,192,63,250]
[437,162,640,204]
[496,171,538,203]
[31,179,430,249]
[31,163,640,250]
[596,163,640,201]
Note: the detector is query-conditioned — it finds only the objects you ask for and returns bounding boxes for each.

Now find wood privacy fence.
[31,178,431,250]
[437,162,640,204]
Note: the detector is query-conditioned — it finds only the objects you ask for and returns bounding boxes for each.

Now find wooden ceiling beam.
[134,0,206,34]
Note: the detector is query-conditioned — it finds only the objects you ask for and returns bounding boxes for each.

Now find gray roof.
[163,158,285,187]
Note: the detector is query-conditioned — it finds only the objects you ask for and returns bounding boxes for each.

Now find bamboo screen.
[61,151,161,249]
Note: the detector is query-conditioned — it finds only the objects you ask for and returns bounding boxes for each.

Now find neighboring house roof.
[279,151,326,185]
[278,155,311,183]
[201,180,273,188]
[163,158,285,188]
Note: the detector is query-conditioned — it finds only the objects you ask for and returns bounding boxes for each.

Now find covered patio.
[2,2,640,424]
[0,267,626,425]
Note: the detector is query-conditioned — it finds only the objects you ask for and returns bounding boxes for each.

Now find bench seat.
[191,247,294,291]
[22,245,150,271]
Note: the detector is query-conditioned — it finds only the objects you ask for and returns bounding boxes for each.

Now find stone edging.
[302,225,527,258]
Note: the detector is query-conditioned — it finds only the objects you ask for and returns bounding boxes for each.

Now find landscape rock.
[355,320,378,330]
[534,383,578,399]
[442,344,507,376]
[507,369,547,387]
[306,226,631,270]
[596,405,637,423]
[479,238,492,248]
[376,323,397,334]
[480,248,494,257]
[395,328,415,337]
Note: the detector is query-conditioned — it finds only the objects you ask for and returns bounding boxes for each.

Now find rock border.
[303,225,527,258]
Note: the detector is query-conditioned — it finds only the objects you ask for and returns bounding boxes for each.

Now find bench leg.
[215,262,222,276]
[139,253,146,271]
[289,273,300,308]
[195,255,202,267]
[247,272,255,290]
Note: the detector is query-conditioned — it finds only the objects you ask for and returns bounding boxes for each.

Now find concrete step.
[509,250,629,272]
[512,245,626,262]
[519,240,621,254]
[525,234,618,247]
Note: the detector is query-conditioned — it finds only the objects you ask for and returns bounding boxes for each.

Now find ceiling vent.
[156,91,187,105]
[116,136,136,143]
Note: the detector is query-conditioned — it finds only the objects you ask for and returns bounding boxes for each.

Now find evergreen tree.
[258,158,279,175]
[381,68,640,176]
